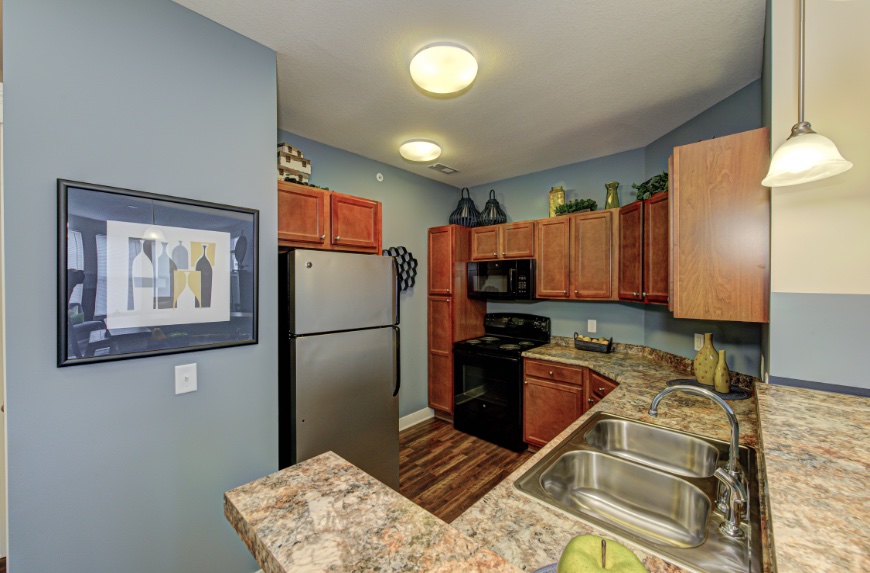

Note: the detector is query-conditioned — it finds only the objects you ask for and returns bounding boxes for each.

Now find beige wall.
[770,0,870,296]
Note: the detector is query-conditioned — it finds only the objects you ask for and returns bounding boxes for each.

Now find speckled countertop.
[224,450,522,573]
[755,383,870,572]
[452,342,764,573]
[221,340,870,573]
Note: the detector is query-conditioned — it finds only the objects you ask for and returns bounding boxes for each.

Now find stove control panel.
[483,313,551,342]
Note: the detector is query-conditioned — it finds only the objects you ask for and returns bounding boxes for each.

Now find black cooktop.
[454,313,551,358]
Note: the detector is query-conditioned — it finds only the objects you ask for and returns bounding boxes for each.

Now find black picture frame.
[58,179,259,367]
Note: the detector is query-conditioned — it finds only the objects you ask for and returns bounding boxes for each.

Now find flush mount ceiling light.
[399,140,442,162]
[762,0,852,187]
[409,43,478,94]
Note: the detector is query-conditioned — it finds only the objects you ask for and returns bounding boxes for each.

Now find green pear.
[557,535,647,573]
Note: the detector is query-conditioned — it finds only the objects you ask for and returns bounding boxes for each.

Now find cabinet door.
[523,377,584,447]
[428,296,454,414]
[330,193,381,253]
[278,183,328,246]
[618,202,643,301]
[673,127,770,322]
[471,227,500,261]
[428,226,454,295]
[571,211,613,299]
[536,218,570,298]
[586,370,619,410]
[502,222,535,258]
[644,192,669,303]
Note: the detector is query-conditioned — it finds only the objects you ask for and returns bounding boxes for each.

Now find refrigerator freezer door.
[293,327,399,489]
[288,249,396,334]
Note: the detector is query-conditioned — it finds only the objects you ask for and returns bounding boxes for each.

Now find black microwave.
[467,259,536,300]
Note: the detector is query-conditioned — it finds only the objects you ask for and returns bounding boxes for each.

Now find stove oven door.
[453,347,526,452]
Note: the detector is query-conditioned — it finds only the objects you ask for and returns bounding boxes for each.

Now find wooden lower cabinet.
[428,296,454,414]
[586,370,619,410]
[523,359,586,447]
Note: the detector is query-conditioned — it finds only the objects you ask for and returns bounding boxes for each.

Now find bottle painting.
[195,244,213,308]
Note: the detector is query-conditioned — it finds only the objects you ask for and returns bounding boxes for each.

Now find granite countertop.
[452,343,764,572]
[755,383,870,572]
[224,450,523,573]
[226,341,765,573]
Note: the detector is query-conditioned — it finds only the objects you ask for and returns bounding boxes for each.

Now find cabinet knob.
[633,292,639,297]
[524,381,528,385]
[320,234,326,240]
[574,289,579,295]
[493,252,497,256]
[502,251,506,256]
[642,292,648,298]
[548,371,553,376]
[336,236,341,240]
[598,387,605,392]
[588,398,595,403]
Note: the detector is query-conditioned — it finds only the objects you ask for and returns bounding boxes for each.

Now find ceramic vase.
[548,186,565,217]
[714,349,731,394]
[604,181,620,209]
[693,333,718,386]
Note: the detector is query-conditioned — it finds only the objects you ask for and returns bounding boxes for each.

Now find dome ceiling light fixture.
[409,43,478,94]
[399,139,442,162]
[762,0,852,188]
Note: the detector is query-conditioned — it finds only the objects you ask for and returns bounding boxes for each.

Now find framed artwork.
[58,179,258,366]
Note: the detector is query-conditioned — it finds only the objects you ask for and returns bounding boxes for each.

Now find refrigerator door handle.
[392,325,401,397]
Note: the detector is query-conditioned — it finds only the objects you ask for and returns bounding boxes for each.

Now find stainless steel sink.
[514,412,762,573]
[541,451,711,548]
[584,418,720,478]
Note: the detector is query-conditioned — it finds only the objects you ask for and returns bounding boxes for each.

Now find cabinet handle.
[320,234,326,240]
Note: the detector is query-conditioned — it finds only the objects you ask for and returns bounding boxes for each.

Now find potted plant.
[554,198,598,215]
[632,171,668,201]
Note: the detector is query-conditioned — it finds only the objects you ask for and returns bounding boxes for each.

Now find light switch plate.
[175,363,197,395]
[694,334,704,351]
[588,319,597,333]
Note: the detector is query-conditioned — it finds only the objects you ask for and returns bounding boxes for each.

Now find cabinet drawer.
[524,359,584,385]
[588,370,618,400]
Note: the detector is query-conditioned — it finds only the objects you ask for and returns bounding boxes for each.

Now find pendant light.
[762,0,852,187]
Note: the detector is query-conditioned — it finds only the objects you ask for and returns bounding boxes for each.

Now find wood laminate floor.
[399,418,533,523]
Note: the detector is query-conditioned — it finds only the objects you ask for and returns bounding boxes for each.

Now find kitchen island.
[225,342,868,572]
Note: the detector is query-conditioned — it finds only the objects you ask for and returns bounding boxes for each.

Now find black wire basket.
[479,189,507,226]
[448,187,480,227]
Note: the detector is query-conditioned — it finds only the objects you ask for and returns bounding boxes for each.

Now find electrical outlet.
[588,319,597,333]
[694,334,704,351]
[175,363,197,395]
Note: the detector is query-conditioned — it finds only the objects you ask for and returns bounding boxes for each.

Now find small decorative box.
[573,332,613,353]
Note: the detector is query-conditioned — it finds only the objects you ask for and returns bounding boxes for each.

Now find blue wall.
[469,83,764,376]
[277,131,458,417]
[5,1,277,571]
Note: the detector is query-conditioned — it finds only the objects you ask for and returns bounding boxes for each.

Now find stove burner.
[466,339,481,344]
[500,344,521,350]
[519,341,535,346]
[480,336,499,342]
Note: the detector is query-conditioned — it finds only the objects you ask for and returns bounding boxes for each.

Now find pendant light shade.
[762,0,853,188]
[762,122,853,187]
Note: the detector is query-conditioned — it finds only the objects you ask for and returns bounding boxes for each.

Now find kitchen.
[3,1,869,573]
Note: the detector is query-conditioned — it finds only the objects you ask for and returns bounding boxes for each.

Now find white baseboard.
[399,407,435,431]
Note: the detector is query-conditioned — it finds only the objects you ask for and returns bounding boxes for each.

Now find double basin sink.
[514,412,762,573]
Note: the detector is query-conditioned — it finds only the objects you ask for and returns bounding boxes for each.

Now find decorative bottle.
[693,333,718,386]
[604,181,620,209]
[714,350,731,394]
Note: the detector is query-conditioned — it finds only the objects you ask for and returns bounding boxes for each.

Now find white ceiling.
[174,0,765,188]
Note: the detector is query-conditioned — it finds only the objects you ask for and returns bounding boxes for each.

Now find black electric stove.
[453,313,551,451]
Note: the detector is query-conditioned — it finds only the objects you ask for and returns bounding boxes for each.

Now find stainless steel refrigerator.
[278,249,400,489]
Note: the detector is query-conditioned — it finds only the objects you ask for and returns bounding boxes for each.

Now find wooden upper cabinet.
[570,211,616,299]
[331,194,381,253]
[644,192,670,303]
[428,226,455,295]
[470,222,535,260]
[536,217,570,298]
[278,183,328,246]
[471,226,500,260]
[278,181,382,254]
[672,127,770,322]
[502,222,536,258]
[618,202,643,301]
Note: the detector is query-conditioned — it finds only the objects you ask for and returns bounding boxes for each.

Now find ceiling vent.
[429,163,459,175]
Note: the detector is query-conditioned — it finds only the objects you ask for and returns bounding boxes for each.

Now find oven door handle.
[453,347,521,363]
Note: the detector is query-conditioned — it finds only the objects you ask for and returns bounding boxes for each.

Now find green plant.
[554,198,598,215]
[632,171,668,201]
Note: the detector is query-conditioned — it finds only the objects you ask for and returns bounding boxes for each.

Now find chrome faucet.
[714,468,747,538]
[648,385,744,514]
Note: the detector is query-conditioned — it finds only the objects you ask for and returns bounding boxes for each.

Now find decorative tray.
[573,332,613,353]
